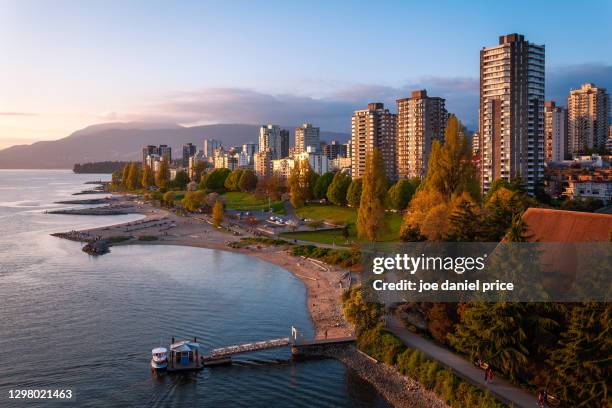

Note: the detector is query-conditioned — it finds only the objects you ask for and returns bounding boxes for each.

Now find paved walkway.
[385,315,537,408]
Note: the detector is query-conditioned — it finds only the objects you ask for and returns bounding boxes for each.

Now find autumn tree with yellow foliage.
[400,114,481,241]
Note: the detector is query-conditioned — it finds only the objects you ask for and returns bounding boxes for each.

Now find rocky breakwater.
[317,345,448,408]
[82,240,110,255]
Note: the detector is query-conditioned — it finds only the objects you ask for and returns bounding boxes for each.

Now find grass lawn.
[222,192,285,213]
[282,204,402,244]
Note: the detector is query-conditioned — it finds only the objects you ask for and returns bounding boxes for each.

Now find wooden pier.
[198,328,355,365]
[204,337,290,360]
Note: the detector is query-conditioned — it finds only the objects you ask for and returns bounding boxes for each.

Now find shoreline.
[50,193,447,407]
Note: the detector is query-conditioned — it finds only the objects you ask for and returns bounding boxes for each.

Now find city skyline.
[1,0,612,149]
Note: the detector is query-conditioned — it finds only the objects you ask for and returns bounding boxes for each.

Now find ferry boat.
[150,347,168,371]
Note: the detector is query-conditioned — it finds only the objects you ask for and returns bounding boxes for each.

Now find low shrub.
[106,236,132,244]
[138,235,158,241]
[290,244,360,267]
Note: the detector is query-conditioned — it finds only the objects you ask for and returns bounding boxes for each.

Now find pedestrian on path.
[485,367,494,384]
[537,391,545,407]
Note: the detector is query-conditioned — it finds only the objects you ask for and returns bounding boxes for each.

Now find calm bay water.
[0,170,388,408]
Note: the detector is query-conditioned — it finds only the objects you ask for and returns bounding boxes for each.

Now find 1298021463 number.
[8,389,74,400]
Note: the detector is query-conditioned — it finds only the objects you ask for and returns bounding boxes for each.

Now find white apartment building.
[564,177,611,204]
[272,147,329,180]
[544,101,568,162]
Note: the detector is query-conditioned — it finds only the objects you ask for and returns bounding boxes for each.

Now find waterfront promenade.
[386,315,537,408]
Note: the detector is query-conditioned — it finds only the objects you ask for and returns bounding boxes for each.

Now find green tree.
[224,169,244,191]
[126,162,142,190]
[386,178,417,211]
[181,191,206,212]
[238,169,258,192]
[203,168,231,191]
[449,302,558,382]
[313,171,335,200]
[172,170,189,190]
[141,164,155,189]
[212,200,224,227]
[504,213,533,242]
[481,187,530,241]
[423,114,480,201]
[447,192,482,242]
[357,149,388,241]
[552,303,611,406]
[343,288,382,332]
[346,178,363,207]
[326,171,351,206]
[425,303,458,346]
[155,157,170,189]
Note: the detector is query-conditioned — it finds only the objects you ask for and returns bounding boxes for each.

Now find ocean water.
[0,170,389,408]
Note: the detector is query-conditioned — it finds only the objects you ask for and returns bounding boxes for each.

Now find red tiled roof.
[522,208,612,242]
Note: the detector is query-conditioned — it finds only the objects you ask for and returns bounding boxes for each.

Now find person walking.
[537,391,545,407]
[487,367,494,384]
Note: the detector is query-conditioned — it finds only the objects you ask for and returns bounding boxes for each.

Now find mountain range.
[0,123,350,169]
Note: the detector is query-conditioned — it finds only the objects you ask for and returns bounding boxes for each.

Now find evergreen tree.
[449,302,559,382]
[141,164,155,189]
[313,171,335,200]
[238,169,258,192]
[552,303,611,406]
[357,149,388,241]
[155,157,170,189]
[504,213,533,242]
[481,187,528,241]
[447,192,481,241]
[327,171,351,206]
[346,178,363,207]
[386,178,416,211]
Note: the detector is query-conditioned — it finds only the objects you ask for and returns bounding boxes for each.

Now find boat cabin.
[167,340,202,372]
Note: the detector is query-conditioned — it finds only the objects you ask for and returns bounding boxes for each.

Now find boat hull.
[151,360,168,371]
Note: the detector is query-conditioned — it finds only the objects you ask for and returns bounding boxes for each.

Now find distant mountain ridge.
[0,123,350,169]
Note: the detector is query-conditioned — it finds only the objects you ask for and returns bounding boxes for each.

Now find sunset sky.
[1,0,611,149]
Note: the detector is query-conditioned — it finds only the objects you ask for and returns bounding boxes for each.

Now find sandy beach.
[54,196,353,340]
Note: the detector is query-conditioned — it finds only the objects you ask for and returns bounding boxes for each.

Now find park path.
[385,315,537,408]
